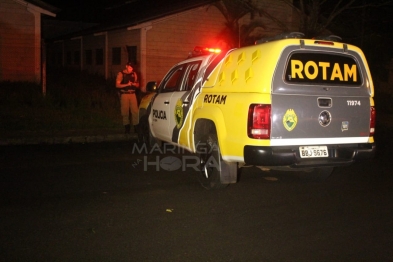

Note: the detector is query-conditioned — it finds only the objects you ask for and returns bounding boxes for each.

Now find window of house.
[112,47,121,65]
[57,52,62,65]
[161,65,185,92]
[85,50,92,65]
[66,51,72,65]
[74,51,80,65]
[50,53,56,65]
[126,45,137,65]
[96,49,103,65]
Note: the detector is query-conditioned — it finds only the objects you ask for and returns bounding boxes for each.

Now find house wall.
[47,4,227,87]
[0,0,37,82]
[47,41,63,68]
[64,38,82,69]
[145,5,226,85]
[45,1,296,88]
[83,34,106,75]
[108,28,141,78]
[51,28,141,79]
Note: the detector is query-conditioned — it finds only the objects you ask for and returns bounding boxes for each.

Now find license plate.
[299,146,328,158]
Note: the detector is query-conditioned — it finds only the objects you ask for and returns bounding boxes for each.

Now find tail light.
[370,106,376,136]
[248,104,271,139]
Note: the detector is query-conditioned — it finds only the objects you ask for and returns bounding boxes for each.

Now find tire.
[138,114,148,143]
[196,133,229,189]
[148,125,162,148]
[139,114,161,148]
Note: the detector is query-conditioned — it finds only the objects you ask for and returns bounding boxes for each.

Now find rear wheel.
[196,133,229,190]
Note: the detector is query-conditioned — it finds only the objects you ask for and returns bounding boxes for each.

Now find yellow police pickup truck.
[138,32,376,189]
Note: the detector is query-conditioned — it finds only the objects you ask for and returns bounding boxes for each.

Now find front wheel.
[148,125,162,148]
[139,114,161,148]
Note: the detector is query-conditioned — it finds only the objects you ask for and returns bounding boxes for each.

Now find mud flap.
[220,161,238,184]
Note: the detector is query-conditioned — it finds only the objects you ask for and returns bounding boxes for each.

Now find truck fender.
[192,107,227,154]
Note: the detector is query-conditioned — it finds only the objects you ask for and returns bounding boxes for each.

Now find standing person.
[116,62,140,134]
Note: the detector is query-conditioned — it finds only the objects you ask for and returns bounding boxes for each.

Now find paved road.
[0,139,392,261]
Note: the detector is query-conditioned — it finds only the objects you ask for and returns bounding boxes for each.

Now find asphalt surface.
[1,139,392,261]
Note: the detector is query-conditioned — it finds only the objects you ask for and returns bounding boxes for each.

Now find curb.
[0,133,138,146]
[1,121,391,147]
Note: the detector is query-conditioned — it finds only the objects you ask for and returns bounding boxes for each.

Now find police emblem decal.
[175,99,184,129]
[283,109,298,131]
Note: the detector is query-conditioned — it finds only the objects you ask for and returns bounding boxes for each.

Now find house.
[0,0,57,83]
[45,0,296,89]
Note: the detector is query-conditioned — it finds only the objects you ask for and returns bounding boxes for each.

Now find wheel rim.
[196,134,228,189]
[199,153,210,179]
[199,142,219,180]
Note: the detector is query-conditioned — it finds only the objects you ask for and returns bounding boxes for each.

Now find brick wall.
[0,0,37,82]
[108,28,141,78]
[45,1,295,87]
[145,5,226,84]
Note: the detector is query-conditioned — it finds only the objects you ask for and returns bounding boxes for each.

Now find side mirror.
[146,81,157,93]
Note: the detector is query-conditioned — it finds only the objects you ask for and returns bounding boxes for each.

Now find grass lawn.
[1,69,392,140]
[0,69,124,139]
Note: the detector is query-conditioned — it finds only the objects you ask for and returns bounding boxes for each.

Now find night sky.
[44,0,193,23]
[43,0,123,22]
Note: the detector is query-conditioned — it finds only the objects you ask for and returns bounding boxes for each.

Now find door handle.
[318,97,332,108]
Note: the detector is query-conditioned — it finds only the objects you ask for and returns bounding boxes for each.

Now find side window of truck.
[182,61,201,91]
[161,65,185,93]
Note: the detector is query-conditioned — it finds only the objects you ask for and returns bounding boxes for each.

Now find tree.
[281,0,393,80]
[280,0,393,38]
[210,0,263,48]
[212,0,392,47]
[211,0,393,80]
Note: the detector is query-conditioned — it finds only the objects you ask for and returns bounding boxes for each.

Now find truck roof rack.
[313,35,342,42]
[255,32,305,44]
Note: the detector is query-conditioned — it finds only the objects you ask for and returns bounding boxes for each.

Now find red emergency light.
[203,47,222,54]
[314,40,334,46]
[191,46,222,57]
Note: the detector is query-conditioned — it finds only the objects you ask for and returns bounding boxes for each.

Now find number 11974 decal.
[299,146,328,158]
[347,100,361,106]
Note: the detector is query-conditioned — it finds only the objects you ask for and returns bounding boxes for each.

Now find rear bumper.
[244,143,376,168]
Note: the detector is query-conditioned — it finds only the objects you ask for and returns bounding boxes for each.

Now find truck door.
[169,61,201,143]
[150,64,186,142]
